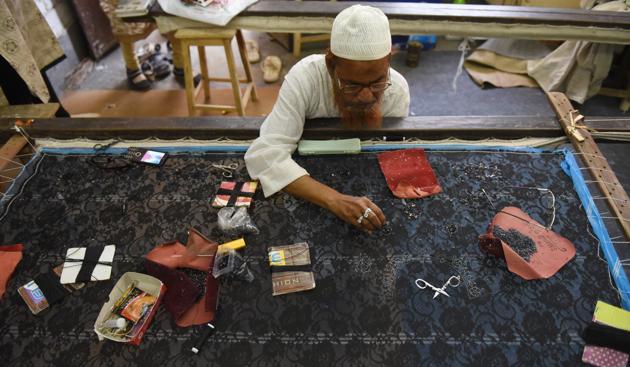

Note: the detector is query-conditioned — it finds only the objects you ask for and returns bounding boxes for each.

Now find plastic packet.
[212,249,254,282]
[111,284,156,323]
[217,207,259,236]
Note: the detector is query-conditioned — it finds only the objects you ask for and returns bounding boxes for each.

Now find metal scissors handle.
[415,275,461,299]
[211,163,238,178]
[415,279,450,298]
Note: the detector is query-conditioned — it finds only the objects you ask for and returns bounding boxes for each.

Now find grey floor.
[55,30,627,118]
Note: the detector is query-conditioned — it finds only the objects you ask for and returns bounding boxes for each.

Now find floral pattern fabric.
[0,149,620,366]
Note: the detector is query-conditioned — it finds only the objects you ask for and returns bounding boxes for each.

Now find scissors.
[211,163,238,178]
[415,275,461,299]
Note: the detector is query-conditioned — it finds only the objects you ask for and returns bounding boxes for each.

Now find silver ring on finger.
[357,215,364,224]
[363,208,373,218]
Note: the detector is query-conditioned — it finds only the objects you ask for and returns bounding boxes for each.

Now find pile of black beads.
[493,226,537,262]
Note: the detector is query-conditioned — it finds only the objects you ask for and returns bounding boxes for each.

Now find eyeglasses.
[335,69,392,95]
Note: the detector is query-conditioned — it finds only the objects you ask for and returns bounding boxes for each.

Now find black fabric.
[33,270,69,305]
[74,246,106,282]
[583,322,630,354]
[270,265,312,273]
[0,150,622,366]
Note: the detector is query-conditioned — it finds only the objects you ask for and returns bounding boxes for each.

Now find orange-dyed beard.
[333,86,383,130]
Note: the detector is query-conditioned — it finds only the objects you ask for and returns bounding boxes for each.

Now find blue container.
[409,34,438,50]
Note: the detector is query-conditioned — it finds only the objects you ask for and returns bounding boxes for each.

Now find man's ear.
[325,50,336,76]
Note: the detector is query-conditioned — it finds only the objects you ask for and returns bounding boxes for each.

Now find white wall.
[34,0,78,38]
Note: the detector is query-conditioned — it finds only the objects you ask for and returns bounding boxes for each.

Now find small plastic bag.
[212,249,254,282]
[217,207,259,236]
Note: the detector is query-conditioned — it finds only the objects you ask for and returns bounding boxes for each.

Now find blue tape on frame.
[561,148,630,310]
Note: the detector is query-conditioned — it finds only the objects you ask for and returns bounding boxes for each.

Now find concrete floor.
[57,30,627,117]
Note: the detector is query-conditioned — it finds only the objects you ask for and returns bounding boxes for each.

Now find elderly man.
[245,5,410,232]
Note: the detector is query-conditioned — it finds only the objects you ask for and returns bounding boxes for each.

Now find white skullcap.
[330,5,391,61]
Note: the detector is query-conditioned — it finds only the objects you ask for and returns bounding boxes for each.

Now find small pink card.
[582,345,629,367]
[211,181,258,208]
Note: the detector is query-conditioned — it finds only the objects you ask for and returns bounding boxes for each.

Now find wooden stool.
[175,28,258,116]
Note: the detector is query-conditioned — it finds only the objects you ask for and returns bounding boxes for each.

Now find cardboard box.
[94,272,165,346]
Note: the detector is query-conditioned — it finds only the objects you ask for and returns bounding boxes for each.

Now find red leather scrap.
[479,207,576,280]
[377,149,442,199]
[145,228,219,327]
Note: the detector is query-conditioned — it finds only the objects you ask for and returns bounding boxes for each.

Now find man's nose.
[355,87,376,104]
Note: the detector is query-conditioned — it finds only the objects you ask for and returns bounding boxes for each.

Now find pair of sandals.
[127,43,172,91]
[245,40,282,84]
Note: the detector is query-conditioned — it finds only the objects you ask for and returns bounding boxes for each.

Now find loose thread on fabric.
[12,125,38,153]
[481,186,556,229]
[0,153,45,223]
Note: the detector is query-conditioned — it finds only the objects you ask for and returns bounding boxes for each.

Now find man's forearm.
[283,175,340,210]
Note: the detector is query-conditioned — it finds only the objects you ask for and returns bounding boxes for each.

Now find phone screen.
[141,151,166,165]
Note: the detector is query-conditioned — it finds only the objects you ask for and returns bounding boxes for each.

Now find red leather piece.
[377,149,442,199]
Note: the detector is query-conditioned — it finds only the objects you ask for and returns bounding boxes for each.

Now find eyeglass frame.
[333,69,392,95]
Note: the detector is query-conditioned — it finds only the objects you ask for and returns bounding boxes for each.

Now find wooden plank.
[547,92,630,240]
[0,104,60,119]
[70,0,118,60]
[126,2,630,43]
[144,1,630,29]
[1,116,629,141]
[0,135,28,194]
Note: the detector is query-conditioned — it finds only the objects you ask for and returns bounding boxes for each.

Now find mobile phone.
[125,148,167,166]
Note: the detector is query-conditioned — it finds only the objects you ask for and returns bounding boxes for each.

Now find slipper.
[141,61,156,81]
[246,40,260,64]
[262,55,282,83]
[138,43,171,80]
[173,67,202,88]
[126,68,152,91]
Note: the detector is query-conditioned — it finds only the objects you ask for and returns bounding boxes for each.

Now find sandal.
[262,55,282,83]
[138,43,171,80]
[173,67,202,88]
[246,40,260,64]
[126,68,152,91]
[141,61,156,81]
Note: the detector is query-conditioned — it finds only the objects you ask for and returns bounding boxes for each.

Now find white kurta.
[245,54,410,197]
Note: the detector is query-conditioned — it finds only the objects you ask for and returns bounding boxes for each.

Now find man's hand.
[284,176,387,232]
[327,194,386,232]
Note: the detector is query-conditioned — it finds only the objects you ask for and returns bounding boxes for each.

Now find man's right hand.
[284,176,387,233]
[326,194,386,232]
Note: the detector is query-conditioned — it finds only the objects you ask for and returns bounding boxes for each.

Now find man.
[245,5,410,232]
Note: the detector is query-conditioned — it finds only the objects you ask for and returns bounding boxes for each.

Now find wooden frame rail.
[1,115,628,141]
[137,1,630,44]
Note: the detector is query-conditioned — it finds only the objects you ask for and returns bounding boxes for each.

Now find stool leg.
[236,30,258,102]
[224,39,245,116]
[198,45,211,103]
[293,33,302,58]
[181,39,196,116]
